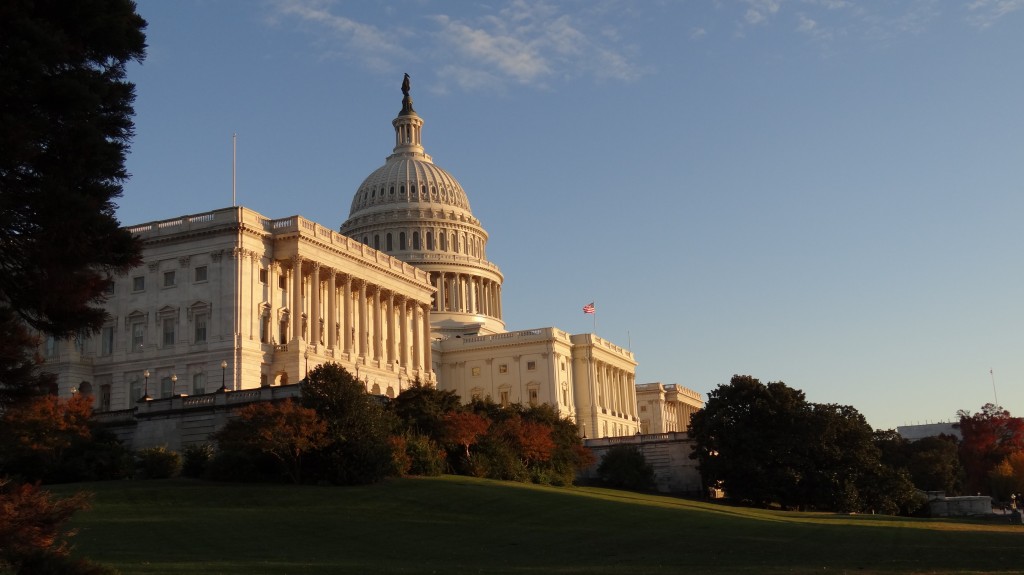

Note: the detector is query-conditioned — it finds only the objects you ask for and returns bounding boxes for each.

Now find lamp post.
[304,350,309,379]
[142,370,151,401]
[170,374,177,398]
[218,360,227,393]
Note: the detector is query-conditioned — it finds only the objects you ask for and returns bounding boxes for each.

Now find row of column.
[595,360,636,419]
[263,257,432,376]
[431,271,502,318]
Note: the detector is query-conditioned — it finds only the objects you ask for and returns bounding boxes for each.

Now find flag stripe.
[583,302,595,314]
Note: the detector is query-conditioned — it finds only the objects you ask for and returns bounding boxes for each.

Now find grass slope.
[55,476,1024,575]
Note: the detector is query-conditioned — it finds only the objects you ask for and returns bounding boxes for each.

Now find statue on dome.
[402,73,411,96]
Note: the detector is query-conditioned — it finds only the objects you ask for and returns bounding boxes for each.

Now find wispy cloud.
[431,0,645,90]
[270,0,644,92]
[744,0,782,25]
[966,0,1024,28]
[269,0,412,73]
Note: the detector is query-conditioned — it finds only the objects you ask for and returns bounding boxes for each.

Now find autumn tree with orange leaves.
[213,399,328,484]
[957,404,1024,494]
[441,411,490,460]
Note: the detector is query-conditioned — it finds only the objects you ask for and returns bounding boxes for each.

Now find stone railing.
[125,207,431,285]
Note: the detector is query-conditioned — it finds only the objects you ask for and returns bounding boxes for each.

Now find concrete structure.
[897,422,961,441]
[925,493,992,517]
[42,79,642,443]
[582,433,702,494]
[636,382,704,434]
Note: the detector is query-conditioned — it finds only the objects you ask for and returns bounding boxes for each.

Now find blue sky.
[120,0,1024,430]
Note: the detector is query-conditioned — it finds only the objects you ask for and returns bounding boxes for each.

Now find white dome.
[347,157,472,218]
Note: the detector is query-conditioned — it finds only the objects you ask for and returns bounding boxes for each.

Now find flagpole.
[232,133,237,207]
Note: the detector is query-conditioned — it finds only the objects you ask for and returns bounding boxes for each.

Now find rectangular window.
[529,388,539,406]
[132,276,145,291]
[99,385,111,412]
[161,377,173,398]
[101,326,114,356]
[162,318,175,346]
[44,336,57,358]
[500,390,510,407]
[259,268,268,284]
[130,378,142,402]
[163,270,176,287]
[279,275,287,289]
[471,366,481,377]
[194,314,207,343]
[131,322,144,350]
[192,373,205,395]
[526,361,536,371]
[194,265,208,282]
[498,364,508,374]
[104,280,115,295]
[260,315,269,343]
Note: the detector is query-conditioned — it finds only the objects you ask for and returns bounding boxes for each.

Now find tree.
[1,387,131,487]
[0,479,114,574]
[956,404,1024,494]
[390,379,461,439]
[300,363,398,484]
[597,445,655,491]
[989,451,1024,501]
[214,400,328,484]
[0,0,146,342]
[689,375,811,508]
[441,411,489,461]
[690,375,917,513]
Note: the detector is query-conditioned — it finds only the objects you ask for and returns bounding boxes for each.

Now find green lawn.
[54,476,1024,575]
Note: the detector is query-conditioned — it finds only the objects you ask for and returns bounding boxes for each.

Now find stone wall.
[582,432,701,494]
[93,385,302,451]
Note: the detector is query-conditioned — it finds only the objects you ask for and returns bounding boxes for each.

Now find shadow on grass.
[56,476,1024,575]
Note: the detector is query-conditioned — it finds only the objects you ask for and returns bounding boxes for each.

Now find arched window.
[390,186,395,195]
[440,232,447,251]
[374,235,380,250]
[426,231,433,250]
[386,233,393,251]
[399,185,404,195]
[412,231,420,250]
[399,232,406,250]
[451,232,458,253]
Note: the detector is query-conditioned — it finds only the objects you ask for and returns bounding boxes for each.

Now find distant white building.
[42,80,641,439]
[896,422,961,442]
[636,383,704,434]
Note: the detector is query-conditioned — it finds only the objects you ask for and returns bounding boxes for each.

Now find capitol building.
[43,82,702,440]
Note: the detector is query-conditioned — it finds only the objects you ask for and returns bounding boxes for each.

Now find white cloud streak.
[966,0,1024,28]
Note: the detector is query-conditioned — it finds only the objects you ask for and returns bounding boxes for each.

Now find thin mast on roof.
[232,133,237,207]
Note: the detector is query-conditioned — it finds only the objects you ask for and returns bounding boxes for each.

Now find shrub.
[403,433,446,476]
[134,447,180,479]
[181,444,214,478]
[597,445,655,491]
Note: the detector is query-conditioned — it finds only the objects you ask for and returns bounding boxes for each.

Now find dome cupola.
[340,76,505,336]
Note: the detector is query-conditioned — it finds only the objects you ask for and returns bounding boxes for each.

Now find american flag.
[582,302,595,314]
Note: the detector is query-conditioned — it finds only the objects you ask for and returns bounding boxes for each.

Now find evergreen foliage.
[690,375,919,513]
[597,445,656,491]
[134,447,180,479]
[300,363,398,484]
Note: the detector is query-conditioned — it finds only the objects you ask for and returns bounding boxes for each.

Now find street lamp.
[218,360,228,393]
[170,374,177,397]
[141,369,151,401]
[304,349,309,379]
